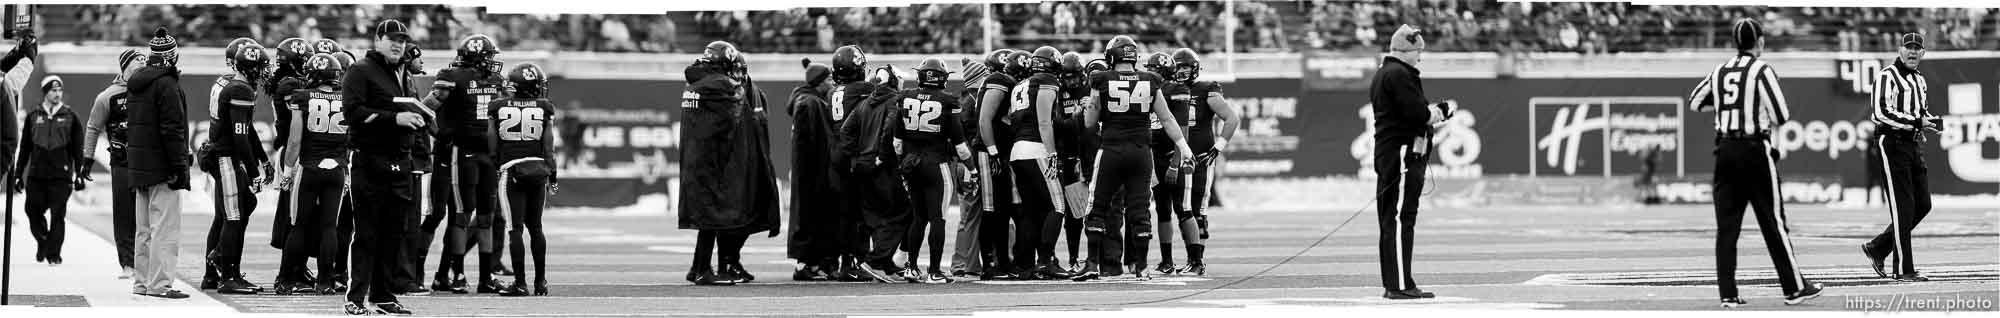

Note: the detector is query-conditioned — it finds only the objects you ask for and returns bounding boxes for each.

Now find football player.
[264,37,315,294]
[420,34,508,294]
[489,62,557,296]
[892,57,969,284]
[1147,50,1190,275]
[1163,48,1238,276]
[969,49,1020,279]
[1075,36,1192,281]
[997,46,1071,280]
[1054,51,1091,273]
[278,53,353,295]
[201,38,273,294]
[829,45,901,281]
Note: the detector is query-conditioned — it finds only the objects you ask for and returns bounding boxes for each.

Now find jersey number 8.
[498,106,546,141]
[902,98,942,133]
[1106,80,1152,113]
[305,98,348,134]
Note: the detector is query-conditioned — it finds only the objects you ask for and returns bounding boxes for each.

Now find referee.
[1367,25,1455,300]
[1863,33,1941,282]
[1685,19,1823,308]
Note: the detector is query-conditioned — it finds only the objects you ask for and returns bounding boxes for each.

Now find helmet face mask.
[306,53,343,86]
[457,34,500,64]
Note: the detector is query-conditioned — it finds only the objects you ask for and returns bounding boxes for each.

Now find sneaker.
[343,302,374,316]
[1891,273,1931,282]
[534,278,549,296]
[1383,288,1435,300]
[1720,298,1749,308]
[692,269,736,286]
[436,275,469,294]
[498,281,531,297]
[374,302,414,315]
[397,282,432,296]
[855,263,898,283]
[720,263,756,284]
[1862,244,1889,279]
[476,278,507,293]
[272,281,302,295]
[137,288,191,299]
[199,277,221,290]
[794,264,826,281]
[118,267,135,280]
[218,277,262,295]
[1034,263,1073,280]
[1155,262,1179,276]
[1784,283,1825,305]
[920,272,953,284]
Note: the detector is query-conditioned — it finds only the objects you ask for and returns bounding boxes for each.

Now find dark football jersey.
[433,65,506,152]
[293,86,351,162]
[1006,73,1061,144]
[1154,81,1192,133]
[490,97,555,162]
[894,88,963,155]
[1089,70,1168,146]
[1184,81,1225,150]
[974,73,1018,145]
[209,75,263,158]
[831,81,886,125]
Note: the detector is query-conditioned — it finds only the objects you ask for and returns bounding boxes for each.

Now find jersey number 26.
[498,106,546,141]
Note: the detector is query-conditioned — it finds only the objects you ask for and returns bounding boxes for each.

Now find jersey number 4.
[498,107,547,141]
[1106,80,1152,113]
[305,98,349,134]
[902,98,942,132]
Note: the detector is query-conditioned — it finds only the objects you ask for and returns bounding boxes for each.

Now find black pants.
[282,163,348,286]
[857,166,911,268]
[1009,154,1065,270]
[975,151,1017,272]
[1171,154,1218,263]
[900,154,952,272]
[501,159,552,283]
[1712,138,1807,298]
[206,157,258,279]
[1867,132,1932,276]
[25,178,73,261]
[112,167,136,268]
[451,150,503,278]
[835,168,870,263]
[1086,143,1153,274]
[350,153,413,304]
[415,145,452,282]
[1374,136,1426,291]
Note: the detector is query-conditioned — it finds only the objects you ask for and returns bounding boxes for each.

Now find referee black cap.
[1901,33,1925,50]
[1732,18,1762,52]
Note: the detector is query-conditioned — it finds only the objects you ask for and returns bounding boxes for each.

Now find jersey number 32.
[902,98,942,132]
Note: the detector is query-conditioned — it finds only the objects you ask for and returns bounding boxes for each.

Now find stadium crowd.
[44,2,2000,54]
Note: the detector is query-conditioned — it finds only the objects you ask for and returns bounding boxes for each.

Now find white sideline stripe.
[2,217,232,309]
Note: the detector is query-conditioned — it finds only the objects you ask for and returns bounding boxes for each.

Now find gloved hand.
[1428,100,1460,126]
[1194,148,1221,167]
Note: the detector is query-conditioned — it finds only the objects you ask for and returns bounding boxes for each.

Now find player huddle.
[769,35,1240,285]
[86,26,561,305]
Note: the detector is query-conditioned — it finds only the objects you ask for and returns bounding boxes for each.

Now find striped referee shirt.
[1871,61,1930,131]
[1688,54,1791,136]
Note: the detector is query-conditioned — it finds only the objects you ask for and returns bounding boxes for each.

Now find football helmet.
[508,63,549,98]
[1143,52,1172,75]
[275,38,311,69]
[1170,48,1201,82]
[305,53,342,86]
[832,45,867,82]
[915,57,949,89]
[1103,35,1141,66]
[311,38,343,55]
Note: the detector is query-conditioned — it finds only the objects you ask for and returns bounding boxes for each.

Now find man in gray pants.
[125,27,192,299]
